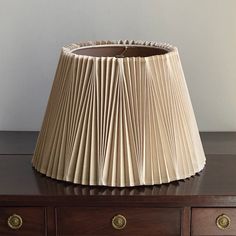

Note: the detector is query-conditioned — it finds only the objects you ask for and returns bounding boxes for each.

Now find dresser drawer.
[56,207,181,236]
[192,208,236,235]
[0,207,46,236]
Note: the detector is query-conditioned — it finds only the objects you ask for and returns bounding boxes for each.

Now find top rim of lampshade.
[62,40,178,60]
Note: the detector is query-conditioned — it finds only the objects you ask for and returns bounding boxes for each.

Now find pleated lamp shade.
[32,40,206,187]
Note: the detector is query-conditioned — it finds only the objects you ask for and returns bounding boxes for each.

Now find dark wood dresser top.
[0,132,235,207]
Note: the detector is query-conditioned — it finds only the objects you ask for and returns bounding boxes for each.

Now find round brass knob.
[112,214,127,230]
[216,214,230,230]
[8,214,23,230]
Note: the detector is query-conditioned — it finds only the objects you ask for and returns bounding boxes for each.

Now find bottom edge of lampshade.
[32,160,206,187]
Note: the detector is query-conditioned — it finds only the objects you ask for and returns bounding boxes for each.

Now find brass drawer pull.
[8,214,23,230]
[216,214,230,230]
[112,214,127,230]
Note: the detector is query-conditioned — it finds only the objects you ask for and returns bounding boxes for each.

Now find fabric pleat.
[32,40,206,187]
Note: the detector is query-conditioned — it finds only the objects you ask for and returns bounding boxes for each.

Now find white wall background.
[0,0,235,131]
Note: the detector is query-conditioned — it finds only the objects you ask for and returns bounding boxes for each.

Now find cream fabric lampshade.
[32,40,206,187]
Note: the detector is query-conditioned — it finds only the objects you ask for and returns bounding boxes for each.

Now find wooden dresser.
[0,131,235,236]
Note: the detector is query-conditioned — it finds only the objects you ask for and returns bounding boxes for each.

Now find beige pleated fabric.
[32,40,206,187]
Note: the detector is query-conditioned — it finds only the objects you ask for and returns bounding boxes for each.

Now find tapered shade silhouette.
[32,40,206,187]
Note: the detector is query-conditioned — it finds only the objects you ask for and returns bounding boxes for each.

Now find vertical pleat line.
[66,58,94,182]
[120,59,140,186]
[102,75,119,185]
[37,53,74,174]
[66,57,80,162]
[33,51,67,167]
[73,78,93,183]
[170,54,199,174]
[89,63,98,185]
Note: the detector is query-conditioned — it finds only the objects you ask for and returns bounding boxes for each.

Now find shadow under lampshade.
[32,40,206,187]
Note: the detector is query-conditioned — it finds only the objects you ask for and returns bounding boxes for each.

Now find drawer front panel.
[56,207,181,236]
[0,207,45,236]
[192,208,236,235]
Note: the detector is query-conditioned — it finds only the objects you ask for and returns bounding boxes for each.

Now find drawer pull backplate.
[8,214,23,230]
[112,214,127,230]
[216,214,230,230]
